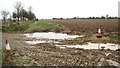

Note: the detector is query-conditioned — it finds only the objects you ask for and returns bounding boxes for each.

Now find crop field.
[45,19,118,34]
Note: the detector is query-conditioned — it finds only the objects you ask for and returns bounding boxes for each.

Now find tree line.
[1,1,36,24]
[53,16,119,20]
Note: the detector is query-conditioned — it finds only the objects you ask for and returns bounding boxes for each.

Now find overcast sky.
[0,0,120,19]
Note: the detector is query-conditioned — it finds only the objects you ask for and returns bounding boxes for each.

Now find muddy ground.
[2,32,120,67]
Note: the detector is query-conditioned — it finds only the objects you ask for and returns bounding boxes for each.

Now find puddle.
[59,47,65,49]
[106,60,120,66]
[105,53,112,56]
[24,40,60,45]
[23,32,84,39]
[56,42,119,50]
[23,32,119,50]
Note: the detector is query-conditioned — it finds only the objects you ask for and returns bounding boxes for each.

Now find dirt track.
[2,33,120,67]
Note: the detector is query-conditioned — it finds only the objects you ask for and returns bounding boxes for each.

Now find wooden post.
[98,42,100,49]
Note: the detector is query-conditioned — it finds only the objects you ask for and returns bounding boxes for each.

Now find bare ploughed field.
[45,19,118,34]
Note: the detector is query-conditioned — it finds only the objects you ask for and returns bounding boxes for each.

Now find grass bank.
[2,21,69,33]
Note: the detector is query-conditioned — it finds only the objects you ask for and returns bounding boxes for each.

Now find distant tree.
[23,10,28,20]
[53,18,56,20]
[88,17,92,19]
[12,12,17,20]
[20,8,28,21]
[73,17,77,19]
[29,13,36,20]
[8,14,12,21]
[96,17,100,19]
[101,16,105,19]
[13,1,24,24]
[27,6,36,20]
[115,17,118,19]
[60,18,63,19]
[1,10,9,22]
[92,17,95,19]
[108,17,112,19]
[28,6,32,14]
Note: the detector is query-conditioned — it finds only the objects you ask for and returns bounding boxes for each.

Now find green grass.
[74,37,91,41]
[2,50,32,66]
[19,54,24,56]
[2,21,33,33]
[108,35,120,42]
[74,35,120,43]
[25,21,68,32]
[24,59,32,64]
[2,21,69,33]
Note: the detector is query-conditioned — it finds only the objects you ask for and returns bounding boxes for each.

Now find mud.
[16,43,119,66]
[2,32,120,67]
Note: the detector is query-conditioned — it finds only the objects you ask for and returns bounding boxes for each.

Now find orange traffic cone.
[97,27,102,38]
[6,39,11,54]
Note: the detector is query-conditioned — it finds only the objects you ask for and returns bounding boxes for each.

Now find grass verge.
[25,21,68,33]
[74,34,120,44]
[2,21,69,33]
[2,50,32,66]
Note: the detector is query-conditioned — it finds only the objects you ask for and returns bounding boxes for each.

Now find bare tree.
[28,6,33,14]
[13,12,17,20]
[27,6,36,20]
[1,10,9,22]
[13,1,23,24]
[20,8,28,21]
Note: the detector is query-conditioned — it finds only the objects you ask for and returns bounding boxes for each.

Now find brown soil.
[44,19,118,35]
[2,33,119,67]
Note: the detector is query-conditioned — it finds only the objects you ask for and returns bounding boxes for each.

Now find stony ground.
[2,33,120,67]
